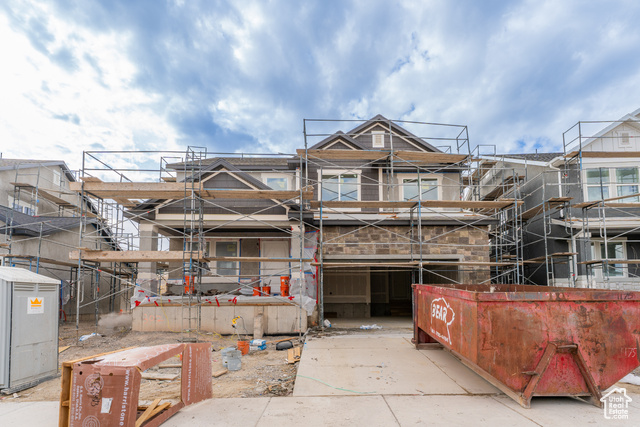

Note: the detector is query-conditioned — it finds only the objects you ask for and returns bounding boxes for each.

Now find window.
[585,167,639,202]
[591,240,626,278]
[402,178,438,201]
[322,173,359,201]
[372,131,385,148]
[8,196,37,216]
[266,177,288,191]
[619,131,632,148]
[215,241,238,275]
[53,170,62,188]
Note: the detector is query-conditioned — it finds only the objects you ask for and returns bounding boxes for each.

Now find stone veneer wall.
[322,225,491,283]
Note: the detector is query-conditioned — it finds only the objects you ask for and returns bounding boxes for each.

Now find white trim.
[355,123,429,152]
[481,155,551,167]
[324,139,359,150]
[590,238,628,279]
[262,173,291,191]
[583,166,639,202]
[397,173,443,201]
[372,130,385,148]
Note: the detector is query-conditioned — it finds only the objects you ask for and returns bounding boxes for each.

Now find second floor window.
[266,177,288,191]
[402,178,438,201]
[586,167,639,202]
[322,173,358,201]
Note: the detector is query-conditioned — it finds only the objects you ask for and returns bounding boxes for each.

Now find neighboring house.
[129,115,497,318]
[481,108,640,289]
[0,158,125,318]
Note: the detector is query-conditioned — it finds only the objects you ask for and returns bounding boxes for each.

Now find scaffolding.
[71,149,315,339]
[562,121,640,290]
[63,117,532,332]
[0,160,132,334]
[302,118,524,323]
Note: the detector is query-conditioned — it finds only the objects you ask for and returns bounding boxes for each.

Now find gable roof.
[309,130,369,151]
[168,157,291,169]
[0,158,76,182]
[348,114,442,152]
[197,158,273,190]
[495,153,563,163]
[576,108,640,151]
[308,115,443,153]
[132,158,274,211]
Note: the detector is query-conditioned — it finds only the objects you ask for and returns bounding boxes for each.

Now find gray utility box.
[0,266,60,394]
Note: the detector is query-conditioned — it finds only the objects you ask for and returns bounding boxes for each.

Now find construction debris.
[287,347,302,364]
[60,343,211,427]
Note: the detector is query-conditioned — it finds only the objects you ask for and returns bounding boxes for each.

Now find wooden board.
[565,151,640,158]
[287,347,302,364]
[212,369,228,378]
[520,197,572,220]
[70,250,313,263]
[523,252,578,263]
[420,261,514,267]
[310,200,522,209]
[70,181,313,200]
[297,149,469,164]
[141,372,179,381]
[579,259,640,265]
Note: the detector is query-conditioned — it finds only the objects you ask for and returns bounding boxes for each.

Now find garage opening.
[323,263,460,318]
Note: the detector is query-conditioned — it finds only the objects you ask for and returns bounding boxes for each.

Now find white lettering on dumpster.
[430,297,455,345]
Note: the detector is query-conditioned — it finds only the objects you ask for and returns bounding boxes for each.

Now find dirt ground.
[1,321,302,404]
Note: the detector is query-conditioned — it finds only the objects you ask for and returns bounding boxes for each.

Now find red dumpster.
[413,283,640,408]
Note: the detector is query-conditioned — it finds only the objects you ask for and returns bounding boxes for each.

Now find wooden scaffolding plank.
[69,250,313,264]
[520,197,572,220]
[1,254,133,276]
[70,181,313,200]
[297,149,390,160]
[579,259,640,265]
[565,151,640,158]
[311,261,420,268]
[573,192,640,209]
[420,261,515,267]
[482,175,524,201]
[2,254,84,268]
[463,160,498,185]
[523,252,577,263]
[310,200,522,209]
[70,250,206,263]
[393,151,469,163]
[297,149,469,163]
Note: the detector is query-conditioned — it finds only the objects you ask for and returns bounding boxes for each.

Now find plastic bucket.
[226,350,242,371]
[253,286,261,296]
[261,286,271,296]
[221,347,237,367]
[237,340,250,355]
[280,283,290,297]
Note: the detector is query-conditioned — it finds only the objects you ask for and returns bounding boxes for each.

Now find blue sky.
[2,0,640,170]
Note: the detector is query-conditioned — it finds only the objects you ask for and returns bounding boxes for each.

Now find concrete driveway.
[2,321,639,426]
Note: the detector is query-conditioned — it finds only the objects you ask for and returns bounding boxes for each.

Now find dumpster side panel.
[477,302,547,392]
[415,286,479,363]
[476,300,640,394]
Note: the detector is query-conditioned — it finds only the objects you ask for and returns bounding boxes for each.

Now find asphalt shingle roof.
[496,153,563,163]
[0,205,97,237]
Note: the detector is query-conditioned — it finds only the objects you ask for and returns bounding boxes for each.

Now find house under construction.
[5,112,638,336]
